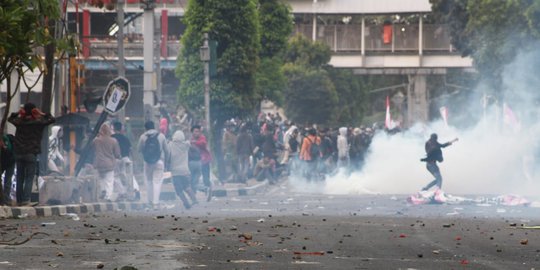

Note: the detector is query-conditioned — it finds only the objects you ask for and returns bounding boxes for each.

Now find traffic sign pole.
[74,77,130,177]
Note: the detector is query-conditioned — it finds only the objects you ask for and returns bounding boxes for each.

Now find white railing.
[294,23,454,53]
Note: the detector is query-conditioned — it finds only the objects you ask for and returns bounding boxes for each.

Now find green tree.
[283,64,338,125]
[176,0,260,123]
[282,35,337,125]
[256,57,287,106]
[255,0,293,107]
[285,35,331,68]
[0,0,61,135]
[430,0,536,97]
[258,0,293,59]
[327,68,368,126]
[176,0,260,181]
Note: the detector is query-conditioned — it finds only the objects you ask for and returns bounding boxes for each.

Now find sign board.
[103,77,130,114]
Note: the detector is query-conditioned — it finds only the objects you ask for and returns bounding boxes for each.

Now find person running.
[166,130,198,209]
[421,133,458,191]
[190,125,212,201]
[138,121,169,207]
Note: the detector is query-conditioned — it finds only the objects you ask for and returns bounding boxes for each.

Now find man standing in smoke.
[420,133,457,191]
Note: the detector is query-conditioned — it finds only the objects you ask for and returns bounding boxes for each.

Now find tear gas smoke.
[290,48,540,197]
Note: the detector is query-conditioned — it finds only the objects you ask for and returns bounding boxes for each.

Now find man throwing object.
[421,133,458,191]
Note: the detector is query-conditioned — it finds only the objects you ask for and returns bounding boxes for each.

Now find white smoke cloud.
[290,47,540,196]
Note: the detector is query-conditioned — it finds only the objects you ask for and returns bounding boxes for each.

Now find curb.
[0,181,272,219]
[211,180,269,197]
[0,202,147,219]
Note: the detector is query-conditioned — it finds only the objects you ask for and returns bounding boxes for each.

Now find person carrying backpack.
[138,121,169,208]
[300,128,321,181]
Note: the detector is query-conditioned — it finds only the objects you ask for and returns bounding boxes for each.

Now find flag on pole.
[439,106,448,127]
[385,95,391,129]
[503,103,520,131]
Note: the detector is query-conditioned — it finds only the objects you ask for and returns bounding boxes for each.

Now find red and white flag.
[385,96,392,129]
[503,103,520,131]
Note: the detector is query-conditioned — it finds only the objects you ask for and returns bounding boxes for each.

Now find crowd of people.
[218,112,377,184]
[0,102,381,208]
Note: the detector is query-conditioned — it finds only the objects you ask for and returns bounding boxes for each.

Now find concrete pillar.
[143,7,155,120]
[406,74,429,126]
[155,12,162,102]
[360,17,365,56]
[82,9,90,58]
[360,17,365,66]
[312,14,317,41]
[7,70,20,135]
[312,0,318,41]
[419,16,423,56]
[161,10,168,58]
[117,0,126,122]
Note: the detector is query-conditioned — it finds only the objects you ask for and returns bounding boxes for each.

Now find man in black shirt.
[112,121,136,200]
[421,133,458,191]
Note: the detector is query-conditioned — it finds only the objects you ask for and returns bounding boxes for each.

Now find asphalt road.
[2,183,540,269]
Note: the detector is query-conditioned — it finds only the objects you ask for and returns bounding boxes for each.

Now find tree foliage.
[176,0,260,122]
[256,57,287,106]
[255,0,293,107]
[282,35,338,125]
[285,35,331,68]
[0,0,59,82]
[282,63,337,125]
[327,68,368,126]
[0,0,62,134]
[258,0,293,59]
[430,0,538,95]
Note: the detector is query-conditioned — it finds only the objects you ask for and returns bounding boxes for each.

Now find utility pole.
[141,0,155,121]
[117,0,126,122]
[200,33,211,134]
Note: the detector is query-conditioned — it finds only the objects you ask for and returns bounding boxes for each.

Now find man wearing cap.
[420,133,457,191]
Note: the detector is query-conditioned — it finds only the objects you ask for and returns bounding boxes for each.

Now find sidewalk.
[0,178,272,219]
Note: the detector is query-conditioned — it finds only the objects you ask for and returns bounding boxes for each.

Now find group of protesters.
[219,112,377,184]
[75,120,213,210]
[0,102,381,208]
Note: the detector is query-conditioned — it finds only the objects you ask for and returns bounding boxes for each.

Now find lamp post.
[200,33,211,134]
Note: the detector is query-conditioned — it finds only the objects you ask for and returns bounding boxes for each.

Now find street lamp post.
[200,33,211,134]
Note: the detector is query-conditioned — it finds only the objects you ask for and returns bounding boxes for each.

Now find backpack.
[142,133,161,164]
[309,137,321,160]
